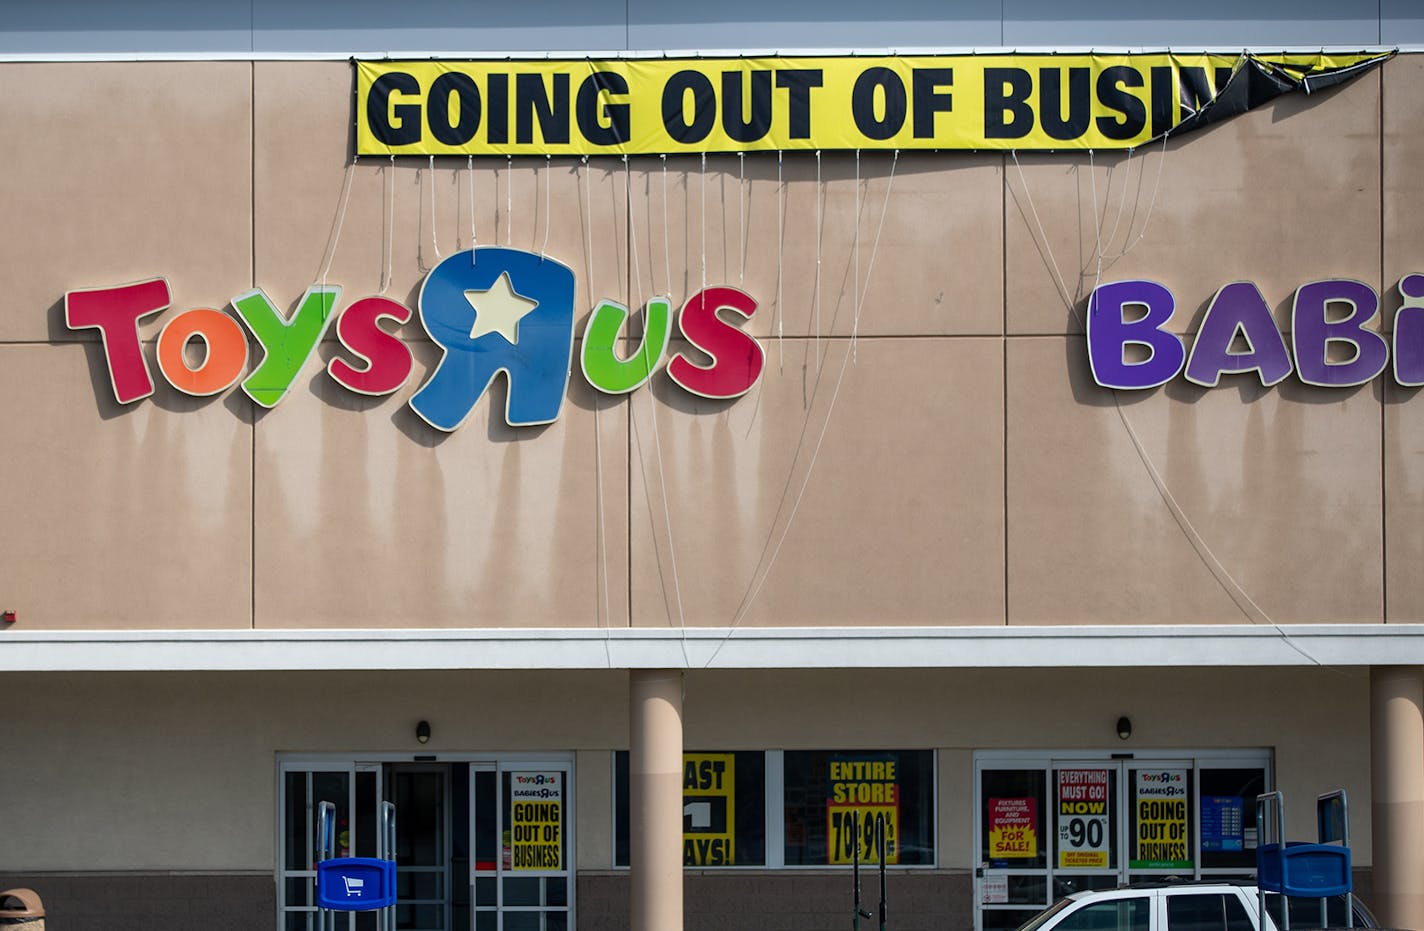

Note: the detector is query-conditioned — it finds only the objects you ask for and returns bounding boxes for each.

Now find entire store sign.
[355,51,1389,156]
[64,248,764,430]
[1087,275,1424,390]
[827,755,900,865]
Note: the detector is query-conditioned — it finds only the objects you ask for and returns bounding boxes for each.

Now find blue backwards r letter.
[409,247,577,430]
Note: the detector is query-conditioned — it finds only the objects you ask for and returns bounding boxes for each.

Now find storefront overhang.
[3,624,1422,672]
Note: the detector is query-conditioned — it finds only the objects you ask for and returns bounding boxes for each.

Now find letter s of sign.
[667,286,765,399]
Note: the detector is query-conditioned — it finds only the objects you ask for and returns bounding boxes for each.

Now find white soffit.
[2,625,1422,671]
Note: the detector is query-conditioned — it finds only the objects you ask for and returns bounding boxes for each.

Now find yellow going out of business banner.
[355,51,1390,157]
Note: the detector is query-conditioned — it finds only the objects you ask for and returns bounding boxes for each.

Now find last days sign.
[684,753,735,866]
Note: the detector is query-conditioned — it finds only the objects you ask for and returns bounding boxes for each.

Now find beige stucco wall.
[0,667,1368,872]
[0,58,1417,630]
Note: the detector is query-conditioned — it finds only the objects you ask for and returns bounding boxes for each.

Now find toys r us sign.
[65,247,764,431]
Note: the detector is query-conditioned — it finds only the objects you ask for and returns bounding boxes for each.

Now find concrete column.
[629,669,683,931]
[1370,666,1424,931]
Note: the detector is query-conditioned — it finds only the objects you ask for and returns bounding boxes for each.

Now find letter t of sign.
[65,278,173,404]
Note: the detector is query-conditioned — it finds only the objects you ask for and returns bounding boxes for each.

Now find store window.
[614,749,936,869]
[1198,769,1265,871]
[614,751,767,867]
[974,752,1271,931]
[783,750,935,866]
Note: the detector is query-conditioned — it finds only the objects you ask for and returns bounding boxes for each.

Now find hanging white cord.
[856,151,899,311]
[1096,147,1136,266]
[1010,151,1075,312]
[627,159,645,312]
[505,155,513,245]
[1084,148,1138,293]
[540,154,552,259]
[428,155,442,260]
[1087,149,1105,293]
[707,150,900,666]
[1010,144,1309,659]
[378,156,396,296]
[814,150,823,363]
[738,151,746,283]
[776,150,784,372]
[1099,133,1170,261]
[318,156,357,291]
[852,149,861,363]
[475,153,487,261]
[455,158,464,251]
[582,157,612,657]
[626,155,690,664]
[661,154,671,295]
[581,157,594,286]
[700,152,707,294]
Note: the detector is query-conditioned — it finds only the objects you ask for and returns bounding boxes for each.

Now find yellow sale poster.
[989,797,1038,860]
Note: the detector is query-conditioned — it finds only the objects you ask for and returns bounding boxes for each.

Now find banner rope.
[582,155,613,658]
[378,156,396,296]
[814,150,823,364]
[709,150,900,664]
[776,150,785,372]
[427,155,443,262]
[468,155,478,264]
[626,154,690,663]
[541,154,552,260]
[738,151,747,284]
[1010,144,1314,661]
[700,152,707,294]
[317,156,357,292]
[1098,133,1169,261]
[661,154,672,296]
[853,149,861,363]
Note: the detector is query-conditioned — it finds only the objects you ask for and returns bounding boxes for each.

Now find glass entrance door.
[470,763,574,931]
[974,751,1269,931]
[278,756,574,931]
[1049,759,1196,895]
[388,765,457,931]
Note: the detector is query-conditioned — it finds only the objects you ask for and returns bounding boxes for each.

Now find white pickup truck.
[1016,882,1379,931]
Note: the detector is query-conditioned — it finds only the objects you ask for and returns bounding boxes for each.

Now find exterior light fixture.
[0,611,14,624]
[1116,716,1132,740]
[416,720,431,744]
